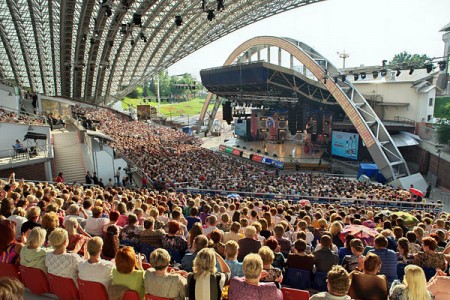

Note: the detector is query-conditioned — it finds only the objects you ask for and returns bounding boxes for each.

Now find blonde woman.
[390,265,434,300]
[20,227,53,272]
[187,248,231,300]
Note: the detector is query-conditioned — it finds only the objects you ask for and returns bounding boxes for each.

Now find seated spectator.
[228,254,283,300]
[78,237,113,288]
[7,208,27,241]
[397,237,414,264]
[103,211,120,234]
[115,202,129,227]
[187,248,231,299]
[13,139,26,153]
[102,225,120,259]
[258,246,283,284]
[427,269,450,300]
[224,240,244,279]
[187,222,203,252]
[41,212,59,241]
[414,236,446,270]
[314,234,339,273]
[0,219,23,264]
[63,204,87,226]
[20,227,52,272]
[293,220,314,245]
[238,226,261,261]
[112,246,145,299]
[0,277,25,300]
[65,217,90,253]
[139,217,163,248]
[224,221,243,243]
[204,215,219,237]
[390,265,434,300]
[405,231,421,255]
[161,220,187,256]
[310,265,351,300]
[265,237,286,272]
[338,234,356,263]
[84,206,109,237]
[348,253,388,300]
[258,217,271,240]
[45,228,84,283]
[369,235,398,285]
[273,224,291,255]
[20,206,41,234]
[217,213,231,232]
[181,235,208,272]
[186,207,201,231]
[342,238,364,272]
[330,221,344,249]
[144,249,187,300]
[209,230,225,257]
[287,238,314,271]
[121,214,141,245]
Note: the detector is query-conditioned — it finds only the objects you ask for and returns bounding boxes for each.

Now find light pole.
[337,51,350,69]
[436,149,441,186]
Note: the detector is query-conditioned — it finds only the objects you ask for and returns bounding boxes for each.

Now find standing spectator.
[115,167,122,186]
[92,172,99,185]
[314,235,339,273]
[309,265,351,300]
[369,235,398,285]
[56,172,64,183]
[85,171,93,185]
[238,226,261,261]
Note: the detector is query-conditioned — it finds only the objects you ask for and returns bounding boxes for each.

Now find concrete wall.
[0,83,19,112]
[0,122,51,158]
[0,162,47,181]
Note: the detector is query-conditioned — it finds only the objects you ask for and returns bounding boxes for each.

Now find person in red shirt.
[56,172,64,183]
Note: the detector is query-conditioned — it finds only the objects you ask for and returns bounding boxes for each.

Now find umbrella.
[394,211,419,226]
[358,175,371,183]
[342,224,378,240]
[299,199,311,207]
[362,220,377,228]
[409,188,424,197]
[375,210,393,218]
[227,194,241,199]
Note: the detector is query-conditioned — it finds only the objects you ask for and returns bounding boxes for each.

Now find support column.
[44,160,53,182]
[290,54,294,69]
[267,46,270,63]
[278,47,282,66]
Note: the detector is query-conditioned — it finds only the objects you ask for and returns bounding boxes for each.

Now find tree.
[436,121,450,145]
[389,51,432,67]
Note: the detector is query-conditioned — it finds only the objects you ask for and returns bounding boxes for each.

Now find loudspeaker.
[259,117,267,129]
[223,101,232,125]
[317,113,324,135]
[288,105,297,135]
[278,120,287,129]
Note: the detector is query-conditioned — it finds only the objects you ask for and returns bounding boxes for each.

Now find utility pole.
[337,51,350,69]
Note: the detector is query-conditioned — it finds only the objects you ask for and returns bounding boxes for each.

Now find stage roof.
[200,61,337,104]
[0,0,323,104]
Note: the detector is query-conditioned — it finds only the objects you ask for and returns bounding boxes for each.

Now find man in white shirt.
[78,237,114,288]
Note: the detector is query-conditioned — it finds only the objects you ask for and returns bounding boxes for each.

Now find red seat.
[142,262,152,270]
[145,294,173,300]
[78,279,108,300]
[281,287,310,300]
[19,266,50,294]
[47,273,79,300]
[123,290,141,300]
[0,263,20,280]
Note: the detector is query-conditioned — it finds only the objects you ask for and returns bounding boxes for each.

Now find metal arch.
[119,0,319,100]
[0,18,20,86]
[48,0,59,95]
[60,0,76,96]
[198,36,410,181]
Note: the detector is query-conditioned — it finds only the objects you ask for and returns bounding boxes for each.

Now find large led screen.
[331,131,359,160]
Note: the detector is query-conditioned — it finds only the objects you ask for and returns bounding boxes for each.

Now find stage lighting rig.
[396,68,401,77]
[425,63,434,73]
[372,71,378,79]
[104,5,112,17]
[353,73,359,81]
[132,13,142,27]
[207,10,215,21]
[409,67,414,75]
[175,16,183,26]
[360,72,366,79]
[140,32,147,43]
[380,69,387,77]
[438,61,447,71]
[341,74,346,82]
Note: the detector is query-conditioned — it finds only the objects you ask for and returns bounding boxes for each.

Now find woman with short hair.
[20,227,52,272]
[78,237,114,288]
[258,246,283,285]
[413,237,446,270]
[390,265,434,300]
[112,246,145,299]
[161,220,187,256]
[144,249,187,300]
[228,253,283,300]
[187,248,231,300]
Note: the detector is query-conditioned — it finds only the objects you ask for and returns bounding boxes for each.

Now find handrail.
[175,187,443,211]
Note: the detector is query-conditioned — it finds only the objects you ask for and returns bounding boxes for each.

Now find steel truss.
[0,0,324,99]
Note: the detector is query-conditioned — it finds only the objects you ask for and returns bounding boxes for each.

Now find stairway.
[52,131,86,184]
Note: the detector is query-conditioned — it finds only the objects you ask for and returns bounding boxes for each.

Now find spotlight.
[140,32,147,43]
[82,33,87,41]
[104,5,112,17]
[175,15,183,26]
[396,68,401,77]
[353,73,359,81]
[120,23,127,34]
[132,13,142,27]
[360,72,366,79]
[217,0,225,11]
[380,69,387,77]
[323,77,327,84]
[130,40,135,46]
[341,74,346,82]
[409,67,414,75]
[333,76,339,83]
[382,59,387,67]
[202,0,207,11]
[438,61,447,71]
[90,38,95,45]
[425,63,433,73]
[372,71,378,79]
[207,10,215,21]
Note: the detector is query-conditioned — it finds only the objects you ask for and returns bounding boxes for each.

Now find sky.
[168,0,450,79]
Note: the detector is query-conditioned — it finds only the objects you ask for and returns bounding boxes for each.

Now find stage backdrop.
[331,131,359,160]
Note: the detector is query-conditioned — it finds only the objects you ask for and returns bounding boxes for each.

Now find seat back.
[281,287,310,300]
[284,268,311,290]
[78,279,108,300]
[397,263,407,282]
[140,244,157,262]
[142,262,152,270]
[0,263,20,280]
[312,271,328,291]
[19,266,50,294]
[167,249,183,264]
[123,290,141,300]
[422,267,436,281]
[145,294,173,300]
[47,273,79,300]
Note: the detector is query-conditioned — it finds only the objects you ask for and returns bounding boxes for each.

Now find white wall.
[0,122,51,158]
[0,84,19,112]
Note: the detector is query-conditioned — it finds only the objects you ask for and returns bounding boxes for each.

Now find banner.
[251,154,263,163]
[225,147,233,154]
[232,149,241,156]
[219,145,226,152]
[331,131,359,160]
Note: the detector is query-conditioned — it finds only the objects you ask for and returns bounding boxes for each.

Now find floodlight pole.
[337,51,350,69]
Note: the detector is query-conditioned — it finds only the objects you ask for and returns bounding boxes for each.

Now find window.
[427,115,432,121]
[429,98,434,106]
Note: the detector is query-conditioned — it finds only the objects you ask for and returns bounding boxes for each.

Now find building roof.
[440,21,450,32]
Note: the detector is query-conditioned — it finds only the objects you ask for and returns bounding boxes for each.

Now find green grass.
[435,97,450,119]
[121,97,214,117]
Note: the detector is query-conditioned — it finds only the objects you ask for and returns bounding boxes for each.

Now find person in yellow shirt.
[112,246,145,299]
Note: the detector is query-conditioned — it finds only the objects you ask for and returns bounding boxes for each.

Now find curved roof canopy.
[0,0,323,104]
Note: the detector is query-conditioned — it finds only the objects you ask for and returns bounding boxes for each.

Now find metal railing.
[175,187,444,212]
[0,144,51,168]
